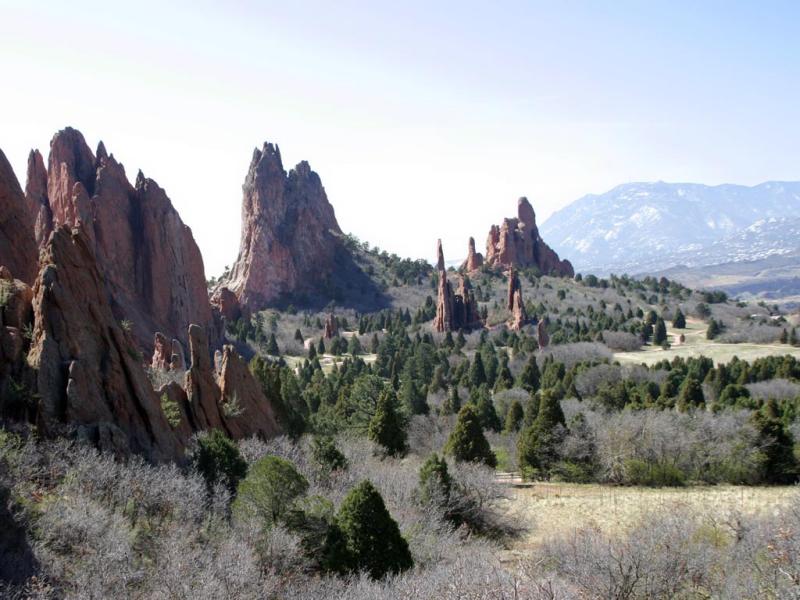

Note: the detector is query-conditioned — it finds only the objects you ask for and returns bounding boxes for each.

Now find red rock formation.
[537,319,549,350]
[210,286,242,323]
[151,333,171,371]
[483,197,573,277]
[217,346,280,439]
[507,269,528,331]
[27,225,181,461]
[434,241,482,332]
[181,323,279,440]
[0,149,38,285]
[324,312,339,339]
[461,237,484,272]
[170,339,186,371]
[0,267,34,418]
[228,143,342,312]
[24,127,215,352]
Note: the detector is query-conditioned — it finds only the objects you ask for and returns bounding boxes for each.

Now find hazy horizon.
[3,1,798,275]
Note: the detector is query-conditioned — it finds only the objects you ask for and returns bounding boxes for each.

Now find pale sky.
[2,1,799,276]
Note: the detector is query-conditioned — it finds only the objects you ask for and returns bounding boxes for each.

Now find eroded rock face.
[227,143,342,312]
[0,149,38,285]
[24,127,215,352]
[507,269,528,331]
[461,237,484,272]
[484,197,574,277]
[27,225,181,461]
[151,333,171,371]
[181,324,280,440]
[210,286,242,323]
[0,267,35,420]
[433,241,482,332]
[537,319,549,350]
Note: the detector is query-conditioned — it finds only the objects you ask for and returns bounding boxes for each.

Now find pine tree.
[232,455,308,527]
[494,354,514,392]
[653,318,668,345]
[503,399,524,433]
[265,333,280,355]
[517,390,566,479]
[399,367,429,415]
[677,375,704,410]
[469,353,487,388]
[470,385,501,432]
[672,309,686,329]
[780,328,789,344]
[294,328,304,342]
[791,327,799,347]
[317,338,326,355]
[751,403,798,484]
[347,335,363,355]
[444,405,497,467]
[189,429,248,494]
[440,386,461,415]
[368,390,407,456]
[418,453,451,506]
[336,480,413,579]
[707,318,721,340]
[518,354,541,393]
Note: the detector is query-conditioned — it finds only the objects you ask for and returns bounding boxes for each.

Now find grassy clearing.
[500,481,797,561]
[614,317,800,366]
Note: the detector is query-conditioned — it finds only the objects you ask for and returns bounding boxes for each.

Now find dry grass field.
[613,317,800,366]
[499,481,798,562]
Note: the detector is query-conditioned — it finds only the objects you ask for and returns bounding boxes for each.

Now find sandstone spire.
[23,127,216,352]
[461,236,484,272]
[507,268,528,331]
[483,197,574,277]
[227,142,343,312]
[434,241,482,332]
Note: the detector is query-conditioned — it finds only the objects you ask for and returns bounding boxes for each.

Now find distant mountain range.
[540,181,800,300]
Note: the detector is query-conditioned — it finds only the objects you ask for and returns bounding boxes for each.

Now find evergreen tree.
[751,403,798,484]
[440,386,461,415]
[189,429,248,494]
[317,338,326,355]
[469,353,487,388]
[494,354,514,392]
[483,350,499,388]
[470,385,501,432]
[311,435,348,472]
[336,480,413,579]
[672,309,686,329]
[780,328,789,344]
[399,367,429,415]
[347,335,363,355]
[308,343,317,359]
[707,318,721,340]
[265,333,280,355]
[294,328,304,342]
[233,455,308,527]
[503,399,524,433]
[653,318,668,345]
[444,405,497,467]
[518,355,541,393]
[517,390,566,479]
[417,453,451,506]
[368,390,408,456]
[677,375,704,410]
[791,327,799,347]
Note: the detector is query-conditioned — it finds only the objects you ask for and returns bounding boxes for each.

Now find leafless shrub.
[746,378,800,400]
[539,343,612,369]
[601,331,642,351]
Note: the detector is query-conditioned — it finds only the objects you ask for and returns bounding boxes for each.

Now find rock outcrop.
[0,149,39,285]
[433,241,482,332]
[507,269,528,331]
[210,286,242,323]
[537,319,549,350]
[483,197,574,277]
[24,127,215,352]
[227,142,342,312]
[461,237,484,272]
[0,267,34,420]
[27,225,181,461]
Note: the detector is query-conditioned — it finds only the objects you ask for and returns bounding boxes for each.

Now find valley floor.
[499,481,797,562]
[613,318,800,366]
